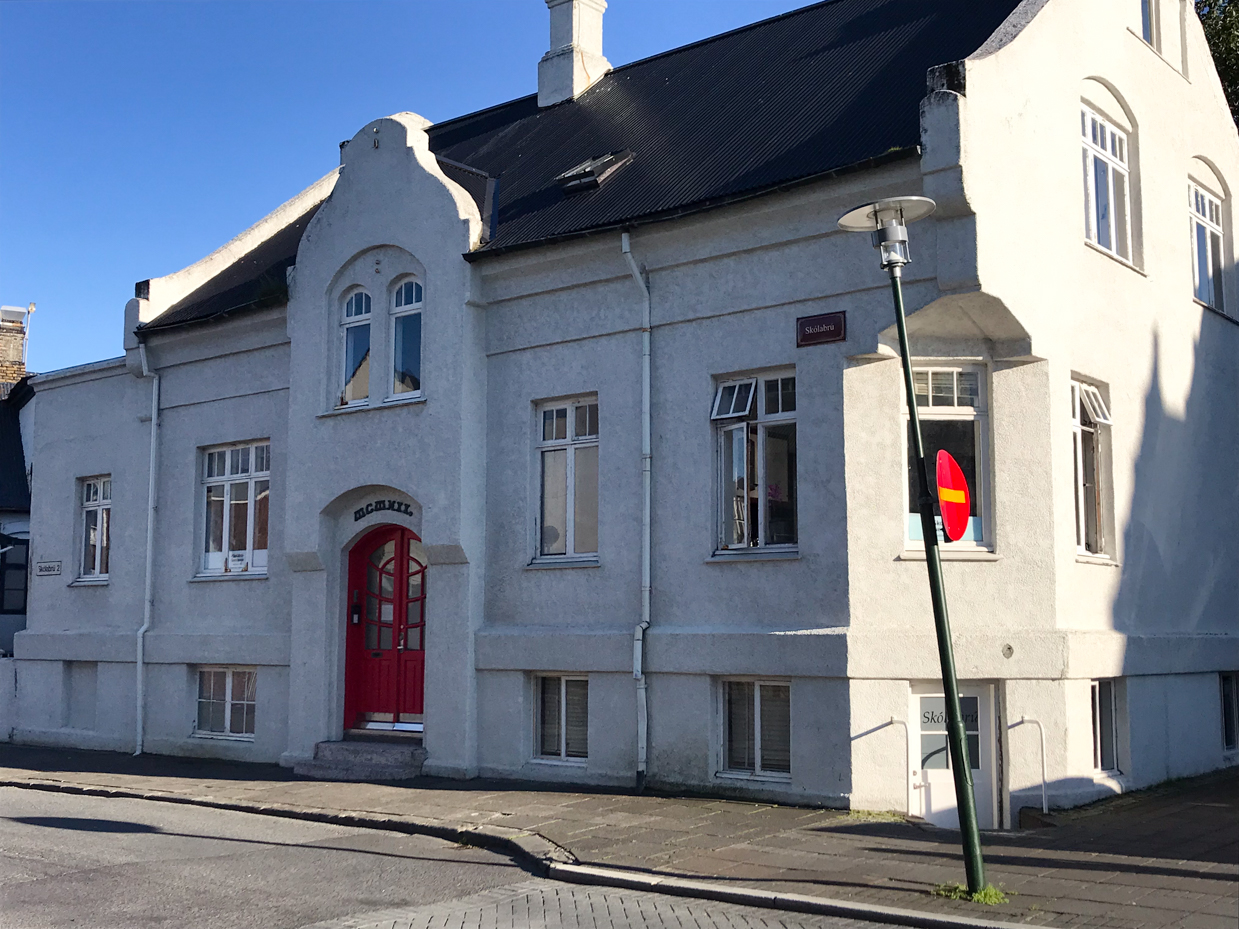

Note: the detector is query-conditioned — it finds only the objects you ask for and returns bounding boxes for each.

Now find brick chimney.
[0,305,32,399]
[538,0,611,107]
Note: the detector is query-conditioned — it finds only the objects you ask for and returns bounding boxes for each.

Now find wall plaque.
[796,311,846,347]
[35,561,62,577]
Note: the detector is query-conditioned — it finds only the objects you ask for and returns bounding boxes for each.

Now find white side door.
[910,683,996,829]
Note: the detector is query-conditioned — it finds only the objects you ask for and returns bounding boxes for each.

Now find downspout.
[621,232,652,791]
[135,340,160,755]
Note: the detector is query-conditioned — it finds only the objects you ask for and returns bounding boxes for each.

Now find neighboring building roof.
[140,204,323,332]
[139,0,1023,331]
[0,378,31,512]
[433,0,1023,255]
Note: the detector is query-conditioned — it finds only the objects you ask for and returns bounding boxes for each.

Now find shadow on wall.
[1112,326,1239,636]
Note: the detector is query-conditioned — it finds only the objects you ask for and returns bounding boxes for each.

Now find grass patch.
[931,883,1010,905]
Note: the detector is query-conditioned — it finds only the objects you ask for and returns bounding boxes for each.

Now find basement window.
[555,150,634,193]
[196,667,256,739]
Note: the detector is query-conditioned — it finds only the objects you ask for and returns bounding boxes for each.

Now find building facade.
[3,0,1238,828]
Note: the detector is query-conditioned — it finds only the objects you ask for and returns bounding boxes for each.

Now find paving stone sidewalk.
[0,745,1234,929]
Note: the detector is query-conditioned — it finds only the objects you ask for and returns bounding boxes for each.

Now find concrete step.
[313,740,424,766]
[293,740,426,782]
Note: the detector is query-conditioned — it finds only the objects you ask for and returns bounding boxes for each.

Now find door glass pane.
[573,445,598,554]
[365,623,379,649]
[405,622,422,651]
[380,570,393,599]
[380,602,393,625]
[393,313,422,395]
[371,541,394,569]
[921,734,949,769]
[759,684,791,773]
[540,677,561,756]
[726,681,755,771]
[541,449,567,555]
[407,568,423,599]
[763,424,796,545]
[342,323,370,403]
[565,679,588,758]
[379,626,392,650]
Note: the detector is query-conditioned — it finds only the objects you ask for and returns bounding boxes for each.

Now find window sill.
[707,548,799,563]
[530,756,588,767]
[382,393,425,406]
[898,549,1000,562]
[1075,554,1120,567]
[318,397,426,418]
[190,572,269,583]
[191,732,255,742]
[1197,299,1239,327]
[715,770,792,784]
[1083,240,1146,276]
[526,557,600,570]
[68,577,109,587]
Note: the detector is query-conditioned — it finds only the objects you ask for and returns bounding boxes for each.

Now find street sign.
[936,451,970,542]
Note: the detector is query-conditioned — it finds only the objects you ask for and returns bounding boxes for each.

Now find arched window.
[391,279,423,398]
[1188,160,1227,313]
[1082,104,1132,261]
[340,290,371,406]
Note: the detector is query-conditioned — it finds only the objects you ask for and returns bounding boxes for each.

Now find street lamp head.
[836,196,936,270]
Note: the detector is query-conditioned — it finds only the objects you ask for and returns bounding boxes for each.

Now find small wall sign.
[354,499,415,522]
[35,561,62,577]
[796,311,846,347]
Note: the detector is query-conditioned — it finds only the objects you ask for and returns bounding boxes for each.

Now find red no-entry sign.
[936,450,971,542]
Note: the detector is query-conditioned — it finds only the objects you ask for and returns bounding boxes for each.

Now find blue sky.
[0,0,807,373]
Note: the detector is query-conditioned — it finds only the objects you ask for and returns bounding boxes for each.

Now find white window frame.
[79,476,112,579]
[1141,0,1160,49]
[713,370,797,552]
[201,440,270,576]
[1072,381,1113,556]
[535,674,588,763]
[194,666,257,740]
[1190,181,1226,312]
[1221,671,1238,753]
[339,289,372,407]
[1082,105,1132,262]
[389,278,424,401]
[718,678,792,779]
[1091,679,1120,773]
[534,397,599,562]
[904,365,989,550]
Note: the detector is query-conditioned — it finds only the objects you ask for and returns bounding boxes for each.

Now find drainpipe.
[135,340,160,755]
[621,231,651,791]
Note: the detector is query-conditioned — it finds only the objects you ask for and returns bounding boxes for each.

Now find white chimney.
[538,0,611,107]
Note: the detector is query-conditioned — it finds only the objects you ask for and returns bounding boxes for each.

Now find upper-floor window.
[536,398,599,559]
[1190,182,1225,311]
[1072,381,1113,556]
[907,367,987,547]
[1082,106,1132,261]
[340,291,371,407]
[80,476,111,578]
[1141,0,1159,49]
[0,536,28,614]
[391,279,423,399]
[712,372,797,551]
[202,441,270,575]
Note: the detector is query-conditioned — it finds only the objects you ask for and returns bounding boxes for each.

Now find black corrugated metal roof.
[142,0,1022,331]
[431,0,1022,255]
[0,381,30,513]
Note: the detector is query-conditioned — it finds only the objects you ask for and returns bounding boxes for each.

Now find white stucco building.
[3,0,1238,829]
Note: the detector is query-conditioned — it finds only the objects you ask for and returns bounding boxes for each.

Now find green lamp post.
[837,196,986,893]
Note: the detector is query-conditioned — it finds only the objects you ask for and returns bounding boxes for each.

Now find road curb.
[1,775,1027,929]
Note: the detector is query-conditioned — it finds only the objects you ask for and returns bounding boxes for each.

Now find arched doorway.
[343,525,426,732]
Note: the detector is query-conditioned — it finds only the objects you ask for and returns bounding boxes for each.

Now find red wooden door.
[344,526,426,730]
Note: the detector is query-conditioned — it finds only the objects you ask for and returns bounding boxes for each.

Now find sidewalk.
[1,744,1234,929]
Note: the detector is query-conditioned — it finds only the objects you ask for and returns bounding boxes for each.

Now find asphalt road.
[0,787,896,929]
[0,786,528,929]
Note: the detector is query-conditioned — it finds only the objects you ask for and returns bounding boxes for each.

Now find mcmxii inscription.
[354,499,415,521]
